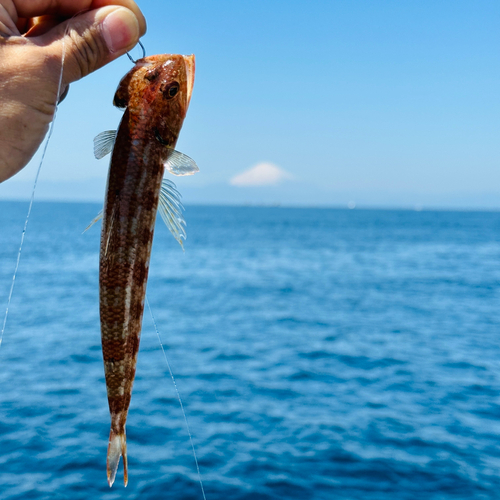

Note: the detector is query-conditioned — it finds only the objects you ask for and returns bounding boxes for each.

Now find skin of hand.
[0,0,147,183]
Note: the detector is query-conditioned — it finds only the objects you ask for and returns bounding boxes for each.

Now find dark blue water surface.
[0,201,500,499]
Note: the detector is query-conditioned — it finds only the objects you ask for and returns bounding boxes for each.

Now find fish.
[92,53,197,487]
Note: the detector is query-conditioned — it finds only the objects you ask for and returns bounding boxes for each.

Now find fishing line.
[0,30,68,349]
[146,296,207,500]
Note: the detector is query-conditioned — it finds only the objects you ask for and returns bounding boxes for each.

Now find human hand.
[0,1,146,183]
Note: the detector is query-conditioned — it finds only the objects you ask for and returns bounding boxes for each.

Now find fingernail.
[102,7,140,53]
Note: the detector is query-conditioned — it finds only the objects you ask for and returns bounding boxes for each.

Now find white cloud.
[230,162,293,187]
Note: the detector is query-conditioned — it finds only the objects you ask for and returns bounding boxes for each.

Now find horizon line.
[1,198,500,213]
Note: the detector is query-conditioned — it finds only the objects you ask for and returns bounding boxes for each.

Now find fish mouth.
[183,55,195,108]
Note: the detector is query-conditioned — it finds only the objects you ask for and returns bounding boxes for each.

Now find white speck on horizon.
[230,162,293,187]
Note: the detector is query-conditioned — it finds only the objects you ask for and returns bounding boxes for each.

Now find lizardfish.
[92,54,197,487]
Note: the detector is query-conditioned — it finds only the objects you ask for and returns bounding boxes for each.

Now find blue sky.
[1,0,500,208]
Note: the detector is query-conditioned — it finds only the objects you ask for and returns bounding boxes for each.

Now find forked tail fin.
[107,429,128,487]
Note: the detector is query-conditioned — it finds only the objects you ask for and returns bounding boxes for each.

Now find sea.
[0,200,499,500]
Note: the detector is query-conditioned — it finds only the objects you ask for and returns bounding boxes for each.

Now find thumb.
[40,6,142,86]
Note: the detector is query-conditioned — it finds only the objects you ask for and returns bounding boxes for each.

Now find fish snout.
[183,55,195,108]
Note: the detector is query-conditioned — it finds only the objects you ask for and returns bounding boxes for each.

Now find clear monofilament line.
[146,296,207,500]
[0,37,67,348]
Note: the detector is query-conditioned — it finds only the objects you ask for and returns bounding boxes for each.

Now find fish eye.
[163,82,179,99]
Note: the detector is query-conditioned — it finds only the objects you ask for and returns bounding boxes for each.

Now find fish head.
[113,54,195,148]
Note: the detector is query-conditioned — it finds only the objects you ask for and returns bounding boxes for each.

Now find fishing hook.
[127,40,146,63]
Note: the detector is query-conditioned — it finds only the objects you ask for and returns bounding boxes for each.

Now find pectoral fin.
[158,179,186,249]
[163,148,199,176]
[94,130,117,159]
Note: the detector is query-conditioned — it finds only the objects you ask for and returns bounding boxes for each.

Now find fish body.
[99,54,195,487]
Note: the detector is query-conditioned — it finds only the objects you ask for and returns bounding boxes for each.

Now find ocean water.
[0,201,500,500]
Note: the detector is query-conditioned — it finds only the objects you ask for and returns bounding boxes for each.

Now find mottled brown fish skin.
[99,54,195,487]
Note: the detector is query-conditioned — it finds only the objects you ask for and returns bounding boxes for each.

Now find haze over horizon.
[0,0,499,210]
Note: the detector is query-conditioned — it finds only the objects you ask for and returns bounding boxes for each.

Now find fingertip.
[100,7,140,54]
[91,0,146,37]
[131,5,146,37]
